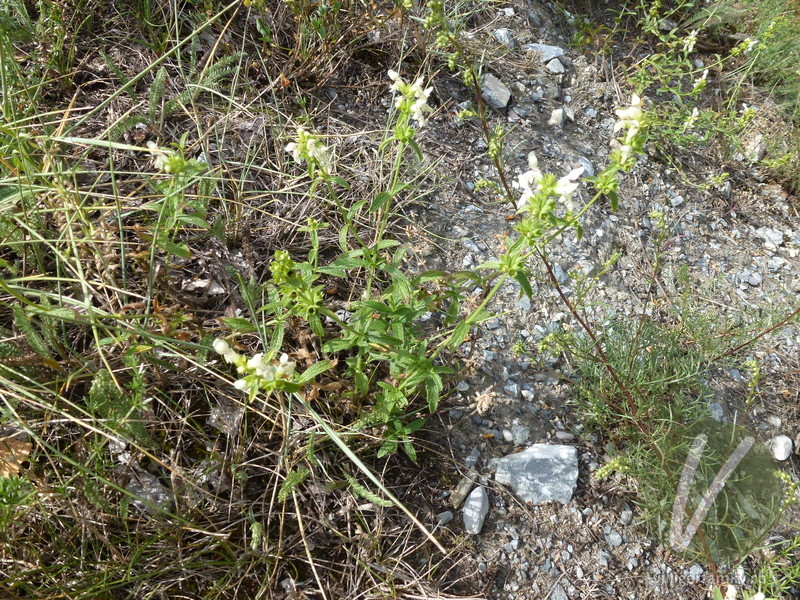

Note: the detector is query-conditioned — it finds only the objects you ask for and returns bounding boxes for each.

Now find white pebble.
[770,435,793,461]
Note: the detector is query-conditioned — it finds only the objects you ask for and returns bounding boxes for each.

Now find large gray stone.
[493,444,578,504]
[462,486,490,534]
[481,73,511,110]
[524,43,565,64]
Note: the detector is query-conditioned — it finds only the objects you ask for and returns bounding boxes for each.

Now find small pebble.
[770,435,793,461]
[486,318,502,330]
[546,58,565,74]
[606,531,623,547]
[548,108,566,127]
[437,510,454,525]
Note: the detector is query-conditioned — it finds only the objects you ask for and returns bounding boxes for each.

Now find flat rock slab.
[481,73,511,110]
[492,444,578,504]
[524,43,565,63]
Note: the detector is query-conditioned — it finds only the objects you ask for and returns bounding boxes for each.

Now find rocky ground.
[322,1,800,598]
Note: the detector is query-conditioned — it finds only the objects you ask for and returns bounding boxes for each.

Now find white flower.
[275,353,296,379]
[555,166,584,211]
[247,353,266,371]
[213,338,240,364]
[146,140,173,172]
[518,152,544,190]
[286,127,332,175]
[682,30,698,53]
[743,37,758,54]
[285,140,301,163]
[683,107,700,132]
[614,94,646,149]
[388,70,433,127]
[614,94,644,144]
[516,188,535,211]
[233,378,250,391]
[306,138,332,173]
[692,69,708,92]
[516,153,584,212]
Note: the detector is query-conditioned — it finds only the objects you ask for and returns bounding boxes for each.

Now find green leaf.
[12,305,52,360]
[325,255,369,270]
[220,317,257,333]
[515,271,533,299]
[309,315,324,337]
[408,138,423,161]
[608,190,619,212]
[378,136,396,153]
[323,337,357,353]
[297,359,333,384]
[354,371,369,394]
[425,374,443,412]
[360,300,391,314]
[164,240,191,258]
[27,305,76,321]
[449,321,470,350]
[344,473,393,506]
[414,270,448,283]
[403,440,417,461]
[278,467,310,501]
[346,200,366,223]
[327,176,351,190]
[404,418,426,434]
[269,324,285,354]
[390,181,409,196]
[466,308,489,326]
[475,260,501,271]
[177,214,210,229]
[87,369,155,449]
[377,439,397,458]
[369,191,393,213]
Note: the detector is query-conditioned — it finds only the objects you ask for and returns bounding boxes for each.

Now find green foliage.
[278,466,311,501]
[753,533,800,598]
[143,137,214,259]
[2,0,799,595]
[0,475,33,527]
[109,50,244,139]
[343,473,393,507]
[86,369,155,449]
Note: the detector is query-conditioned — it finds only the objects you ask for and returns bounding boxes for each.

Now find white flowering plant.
[383,69,432,158]
[624,10,764,159]
[213,339,301,398]
[143,135,211,259]
[285,126,333,178]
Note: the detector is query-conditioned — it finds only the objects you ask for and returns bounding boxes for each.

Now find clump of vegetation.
[0,0,798,597]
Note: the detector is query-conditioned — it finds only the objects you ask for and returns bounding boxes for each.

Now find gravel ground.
[324,1,800,597]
